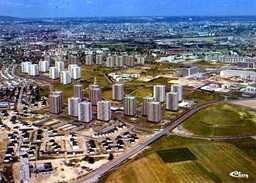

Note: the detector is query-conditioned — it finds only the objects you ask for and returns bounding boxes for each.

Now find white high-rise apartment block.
[166,92,179,111]
[106,56,115,68]
[116,56,124,67]
[112,83,124,101]
[78,101,92,122]
[124,96,136,116]
[153,85,166,102]
[74,84,83,99]
[70,65,81,80]
[171,84,183,102]
[21,62,32,73]
[125,55,135,67]
[68,97,81,117]
[147,101,162,123]
[55,61,65,73]
[85,54,94,65]
[97,100,111,121]
[29,64,39,76]
[60,71,71,85]
[68,64,77,73]
[142,96,155,116]
[52,90,64,109]
[49,67,59,79]
[89,84,102,105]
[96,54,104,65]
[49,93,63,114]
[39,60,49,72]
[135,55,146,65]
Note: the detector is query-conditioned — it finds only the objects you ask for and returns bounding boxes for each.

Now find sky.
[0,0,256,18]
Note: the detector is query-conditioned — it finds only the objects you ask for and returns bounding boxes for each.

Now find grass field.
[184,90,223,104]
[54,84,74,102]
[102,89,112,100]
[81,65,111,88]
[183,103,256,137]
[129,86,152,103]
[103,136,256,183]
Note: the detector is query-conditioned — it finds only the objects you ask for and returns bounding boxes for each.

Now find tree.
[88,157,95,164]
[108,153,114,161]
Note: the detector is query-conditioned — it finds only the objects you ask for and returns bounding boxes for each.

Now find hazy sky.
[0,0,256,18]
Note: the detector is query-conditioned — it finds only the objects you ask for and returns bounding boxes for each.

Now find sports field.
[183,103,256,137]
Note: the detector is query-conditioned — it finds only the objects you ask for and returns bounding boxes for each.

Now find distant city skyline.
[0,0,256,18]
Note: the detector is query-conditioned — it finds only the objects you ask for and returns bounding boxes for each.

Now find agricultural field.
[183,103,256,137]
[157,148,196,163]
[103,136,256,183]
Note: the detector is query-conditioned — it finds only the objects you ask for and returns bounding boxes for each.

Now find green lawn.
[183,103,256,137]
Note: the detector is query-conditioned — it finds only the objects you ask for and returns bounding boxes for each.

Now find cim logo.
[229,171,249,179]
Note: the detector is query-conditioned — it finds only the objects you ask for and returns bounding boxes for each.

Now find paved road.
[17,85,25,112]
[75,101,220,183]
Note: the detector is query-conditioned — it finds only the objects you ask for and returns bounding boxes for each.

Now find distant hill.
[0,15,256,23]
[0,16,24,21]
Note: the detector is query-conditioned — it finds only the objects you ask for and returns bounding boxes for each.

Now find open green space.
[54,84,74,102]
[183,103,256,137]
[81,65,112,88]
[103,135,256,183]
[157,148,196,163]
[184,89,223,104]
[129,86,152,103]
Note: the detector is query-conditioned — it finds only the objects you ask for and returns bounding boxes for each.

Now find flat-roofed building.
[142,96,154,116]
[97,100,111,121]
[166,92,179,111]
[49,93,63,114]
[49,67,59,79]
[60,71,71,85]
[89,84,102,105]
[124,96,136,116]
[68,97,81,117]
[171,84,183,102]
[78,101,92,122]
[74,84,83,99]
[147,101,162,123]
[112,83,124,101]
[153,85,166,102]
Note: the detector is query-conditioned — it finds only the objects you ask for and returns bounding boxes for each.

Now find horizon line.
[2,14,256,19]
